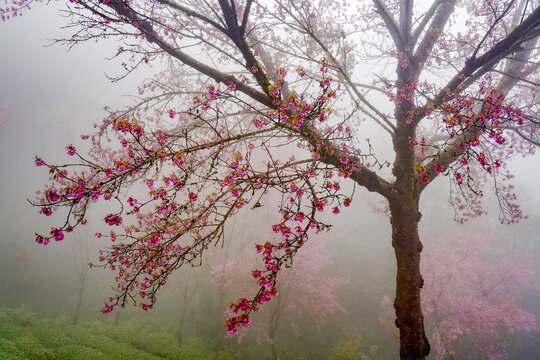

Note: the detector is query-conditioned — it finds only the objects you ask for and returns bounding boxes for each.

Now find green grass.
[0,307,240,360]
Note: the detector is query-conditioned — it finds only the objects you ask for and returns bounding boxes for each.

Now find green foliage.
[358,345,383,360]
[12,335,54,360]
[2,306,394,360]
[328,338,383,360]
[0,338,27,360]
[0,320,29,341]
[0,307,244,360]
[0,307,37,328]
[54,344,110,360]
[213,347,241,360]
[67,324,163,360]
[31,318,77,351]
[328,338,362,360]
[99,321,184,359]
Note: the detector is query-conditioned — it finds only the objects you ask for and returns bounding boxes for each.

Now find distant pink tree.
[211,234,347,360]
[382,229,539,360]
[0,102,11,129]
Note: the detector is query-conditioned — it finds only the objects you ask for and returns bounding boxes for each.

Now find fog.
[1,3,539,360]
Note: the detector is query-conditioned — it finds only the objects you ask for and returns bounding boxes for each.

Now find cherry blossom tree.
[6,0,540,358]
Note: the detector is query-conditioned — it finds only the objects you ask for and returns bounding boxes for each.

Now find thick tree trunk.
[390,197,430,359]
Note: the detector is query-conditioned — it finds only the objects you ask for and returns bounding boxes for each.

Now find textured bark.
[390,86,429,358]
[389,132,430,358]
[390,197,429,359]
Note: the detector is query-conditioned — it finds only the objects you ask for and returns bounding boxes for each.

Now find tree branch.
[412,0,456,72]
[412,5,540,126]
[156,0,227,34]
[411,0,444,47]
[372,0,403,48]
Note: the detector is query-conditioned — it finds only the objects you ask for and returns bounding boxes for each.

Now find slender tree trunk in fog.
[177,282,193,345]
[268,293,283,360]
[72,235,89,325]
[213,290,225,356]
[114,309,120,326]
[72,271,86,325]
[177,300,187,344]
[270,341,279,360]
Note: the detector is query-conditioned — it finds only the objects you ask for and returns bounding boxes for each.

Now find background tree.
[382,228,539,359]
[7,1,539,359]
[71,232,90,325]
[175,277,198,345]
[211,233,346,360]
[422,230,539,359]
[0,102,10,130]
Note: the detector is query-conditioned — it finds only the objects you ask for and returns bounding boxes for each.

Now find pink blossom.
[50,227,64,241]
[66,144,76,156]
[104,214,123,226]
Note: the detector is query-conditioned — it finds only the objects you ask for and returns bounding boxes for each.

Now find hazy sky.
[0,3,149,250]
[1,1,539,266]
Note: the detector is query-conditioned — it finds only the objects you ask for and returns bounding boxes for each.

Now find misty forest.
[1,0,540,359]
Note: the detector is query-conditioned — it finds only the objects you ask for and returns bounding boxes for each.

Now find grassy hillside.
[0,307,239,360]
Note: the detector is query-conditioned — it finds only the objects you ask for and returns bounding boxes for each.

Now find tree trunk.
[213,290,225,357]
[114,309,120,326]
[72,234,89,325]
[268,293,283,360]
[177,301,187,344]
[390,197,430,359]
[72,272,86,325]
[177,287,190,345]
[270,340,279,360]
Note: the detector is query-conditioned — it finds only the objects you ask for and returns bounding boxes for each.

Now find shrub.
[0,338,28,360]
[328,338,362,360]
[214,348,242,360]
[68,326,163,360]
[0,321,29,341]
[12,335,54,360]
[31,318,77,351]
[0,307,37,327]
[55,344,110,360]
